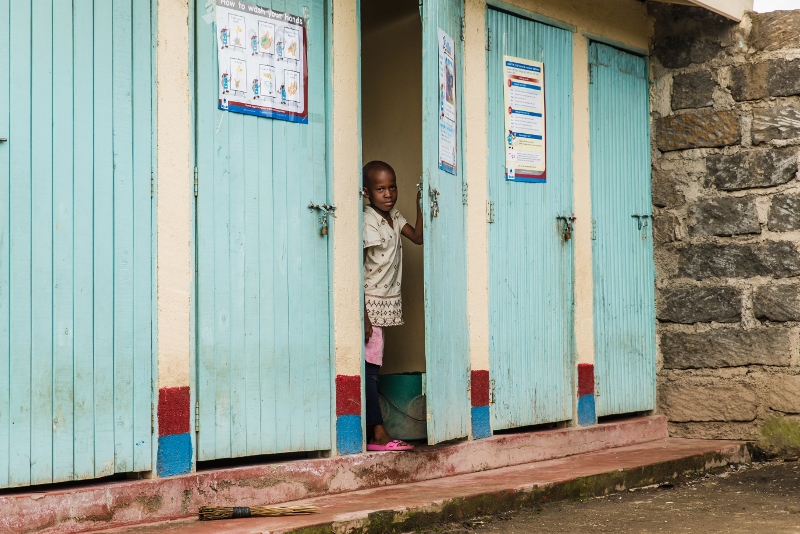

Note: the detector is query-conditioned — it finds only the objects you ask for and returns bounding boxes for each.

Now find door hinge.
[467,376,471,396]
[193,167,199,197]
[589,64,594,85]
[591,219,597,240]
[462,182,468,205]
[486,27,492,51]
[151,403,155,433]
[487,200,495,223]
[150,172,154,198]
[195,401,200,433]
[489,379,496,404]
[460,15,466,42]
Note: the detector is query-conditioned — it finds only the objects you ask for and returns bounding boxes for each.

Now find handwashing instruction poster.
[503,56,546,182]
[438,29,458,176]
[216,0,308,124]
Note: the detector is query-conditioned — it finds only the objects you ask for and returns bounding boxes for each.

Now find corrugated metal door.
[0,0,154,488]
[195,0,332,460]
[589,42,655,416]
[421,0,471,445]
[486,9,574,430]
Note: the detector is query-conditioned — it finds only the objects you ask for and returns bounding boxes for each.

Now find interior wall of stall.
[361,0,425,374]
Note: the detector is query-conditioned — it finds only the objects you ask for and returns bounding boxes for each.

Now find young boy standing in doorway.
[362,160,423,451]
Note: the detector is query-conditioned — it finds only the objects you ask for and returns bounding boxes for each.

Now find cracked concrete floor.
[426,460,800,533]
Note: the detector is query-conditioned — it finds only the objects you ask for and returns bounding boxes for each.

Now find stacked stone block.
[650,6,800,439]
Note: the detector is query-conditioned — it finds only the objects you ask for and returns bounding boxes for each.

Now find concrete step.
[95,438,750,534]
[1,416,667,534]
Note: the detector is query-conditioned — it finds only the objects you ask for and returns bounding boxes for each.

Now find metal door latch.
[309,202,337,236]
[429,188,440,218]
[0,138,7,142]
[556,215,577,241]
[631,214,651,230]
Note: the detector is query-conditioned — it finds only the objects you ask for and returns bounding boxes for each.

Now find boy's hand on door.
[365,317,373,343]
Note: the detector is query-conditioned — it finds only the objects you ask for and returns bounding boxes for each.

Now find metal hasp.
[309,202,337,236]
[429,188,440,218]
[631,214,651,231]
[556,215,577,241]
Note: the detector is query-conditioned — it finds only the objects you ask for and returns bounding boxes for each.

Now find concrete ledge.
[0,416,667,534]
[97,438,749,534]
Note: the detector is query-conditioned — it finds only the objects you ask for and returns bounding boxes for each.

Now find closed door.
[589,42,656,416]
[421,0,471,445]
[0,0,154,488]
[195,0,332,460]
[486,9,574,430]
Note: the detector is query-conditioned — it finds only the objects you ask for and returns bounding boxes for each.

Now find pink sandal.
[367,439,414,451]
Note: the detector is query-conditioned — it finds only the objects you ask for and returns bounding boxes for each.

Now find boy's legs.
[364,362,396,445]
[364,327,411,447]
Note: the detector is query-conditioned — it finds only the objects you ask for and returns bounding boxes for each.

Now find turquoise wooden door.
[0,0,154,488]
[486,9,574,431]
[589,42,656,416]
[421,0,471,445]
[195,0,332,460]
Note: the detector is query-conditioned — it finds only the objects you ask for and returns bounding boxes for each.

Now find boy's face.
[365,169,398,213]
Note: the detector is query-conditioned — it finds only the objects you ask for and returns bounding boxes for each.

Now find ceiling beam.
[650,0,753,21]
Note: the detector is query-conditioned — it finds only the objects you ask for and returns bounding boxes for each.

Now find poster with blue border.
[438,29,458,176]
[503,56,546,182]
[216,0,308,124]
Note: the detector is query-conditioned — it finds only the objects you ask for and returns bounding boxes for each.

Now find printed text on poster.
[503,56,546,182]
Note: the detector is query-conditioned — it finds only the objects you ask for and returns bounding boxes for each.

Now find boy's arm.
[400,190,424,245]
[363,248,372,343]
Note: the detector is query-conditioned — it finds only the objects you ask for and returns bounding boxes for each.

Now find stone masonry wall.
[650,6,800,440]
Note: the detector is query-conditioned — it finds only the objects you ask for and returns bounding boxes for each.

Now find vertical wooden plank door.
[0,0,154,489]
[485,10,574,431]
[195,0,332,460]
[589,42,656,417]
[421,0,471,445]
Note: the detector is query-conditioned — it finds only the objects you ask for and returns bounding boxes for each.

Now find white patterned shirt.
[363,205,408,327]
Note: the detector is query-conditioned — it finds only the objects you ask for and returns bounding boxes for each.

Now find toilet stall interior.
[360,0,425,376]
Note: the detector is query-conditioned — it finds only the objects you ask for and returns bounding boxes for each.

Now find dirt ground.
[426,460,800,533]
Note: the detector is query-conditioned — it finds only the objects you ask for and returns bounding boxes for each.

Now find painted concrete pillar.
[571,32,597,427]
[331,0,365,455]
[155,0,194,475]
[464,0,492,440]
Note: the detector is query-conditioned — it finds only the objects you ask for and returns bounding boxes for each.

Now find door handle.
[556,215,576,241]
[631,214,651,230]
[0,138,7,142]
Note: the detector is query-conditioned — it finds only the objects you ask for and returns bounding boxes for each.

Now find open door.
[421,0,471,444]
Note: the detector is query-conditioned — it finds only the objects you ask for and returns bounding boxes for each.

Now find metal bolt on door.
[589,42,656,417]
[194,0,333,460]
[486,8,575,431]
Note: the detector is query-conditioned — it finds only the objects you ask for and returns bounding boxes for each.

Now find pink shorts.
[365,325,384,366]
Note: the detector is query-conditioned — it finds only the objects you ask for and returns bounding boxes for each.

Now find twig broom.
[199,504,320,521]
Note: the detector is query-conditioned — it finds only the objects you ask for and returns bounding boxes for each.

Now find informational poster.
[216,0,308,124]
[438,29,457,176]
[503,56,546,182]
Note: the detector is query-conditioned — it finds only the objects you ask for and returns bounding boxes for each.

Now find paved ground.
[427,460,800,534]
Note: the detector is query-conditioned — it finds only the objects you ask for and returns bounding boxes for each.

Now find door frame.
[190,0,338,461]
